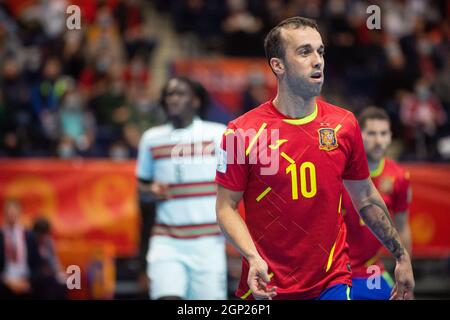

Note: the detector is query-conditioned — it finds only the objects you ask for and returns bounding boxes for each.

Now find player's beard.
[367,149,385,163]
[286,68,323,99]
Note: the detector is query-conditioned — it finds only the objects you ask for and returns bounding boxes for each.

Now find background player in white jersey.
[136,76,227,300]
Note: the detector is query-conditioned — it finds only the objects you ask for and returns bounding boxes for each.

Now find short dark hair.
[264,17,320,71]
[160,76,210,119]
[357,107,391,130]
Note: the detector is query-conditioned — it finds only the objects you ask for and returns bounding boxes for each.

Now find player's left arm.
[393,171,413,256]
[344,177,415,300]
[394,211,412,256]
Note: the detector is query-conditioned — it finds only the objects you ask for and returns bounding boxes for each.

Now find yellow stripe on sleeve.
[256,187,272,202]
[338,194,342,214]
[246,123,267,156]
[325,241,337,272]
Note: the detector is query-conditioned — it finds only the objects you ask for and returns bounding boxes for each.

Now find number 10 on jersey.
[286,161,317,199]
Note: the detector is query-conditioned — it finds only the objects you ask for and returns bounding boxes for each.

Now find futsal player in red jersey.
[343,107,413,299]
[215,17,414,300]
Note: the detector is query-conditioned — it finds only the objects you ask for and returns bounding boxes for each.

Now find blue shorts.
[316,283,352,300]
[351,271,394,300]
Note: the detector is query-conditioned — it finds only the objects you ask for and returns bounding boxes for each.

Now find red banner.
[403,164,450,257]
[0,159,139,257]
[172,58,277,113]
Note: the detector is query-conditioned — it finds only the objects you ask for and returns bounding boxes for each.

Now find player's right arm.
[216,185,256,261]
[216,184,277,299]
[216,123,277,299]
[136,131,171,200]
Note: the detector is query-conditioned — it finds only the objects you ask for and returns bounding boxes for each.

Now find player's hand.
[149,182,171,200]
[390,252,415,300]
[247,256,277,300]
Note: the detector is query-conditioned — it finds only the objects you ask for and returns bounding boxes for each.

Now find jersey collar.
[370,157,385,178]
[269,99,318,125]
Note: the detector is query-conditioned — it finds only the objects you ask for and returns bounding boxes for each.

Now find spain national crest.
[318,128,338,151]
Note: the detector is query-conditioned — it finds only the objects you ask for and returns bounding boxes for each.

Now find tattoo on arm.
[360,198,405,260]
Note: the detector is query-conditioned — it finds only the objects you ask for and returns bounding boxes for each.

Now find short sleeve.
[343,118,370,180]
[215,123,250,192]
[136,132,154,180]
[393,170,412,213]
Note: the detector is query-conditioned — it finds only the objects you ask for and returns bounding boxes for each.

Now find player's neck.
[273,86,316,119]
[171,115,195,129]
[368,158,383,172]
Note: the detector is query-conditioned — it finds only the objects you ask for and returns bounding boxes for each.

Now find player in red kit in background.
[343,107,413,300]
[215,17,414,300]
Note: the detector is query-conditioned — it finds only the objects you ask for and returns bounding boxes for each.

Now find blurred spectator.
[57,135,79,159]
[0,0,448,161]
[88,69,127,152]
[57,79,97,157]
[85,5,124,66]
[125,85,165,133]
[171,0,227,53]
[241,71,271,113]
[114,0,157,59]
[0,199,42,299]
[0,57,31,156]
[32,217,68,299]
[122,87,166,155]
[40,0,69,40]
[0,8,23,62]
[286,0,322,21]
[400,79,448,159]
[123,54,151,98]
[62,32,85,80]
[222,0,264,56]
[433,53,450,124]
[30,56,66,144]
[109,140,132,161]
[260,0,288,32]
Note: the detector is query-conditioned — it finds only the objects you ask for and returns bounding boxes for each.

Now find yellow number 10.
[286,161,317,200]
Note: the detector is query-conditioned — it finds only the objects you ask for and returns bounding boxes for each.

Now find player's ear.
[270,57,285,76]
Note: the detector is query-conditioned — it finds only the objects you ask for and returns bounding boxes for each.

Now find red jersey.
[343,157,411,278]
[215,99,369,299]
